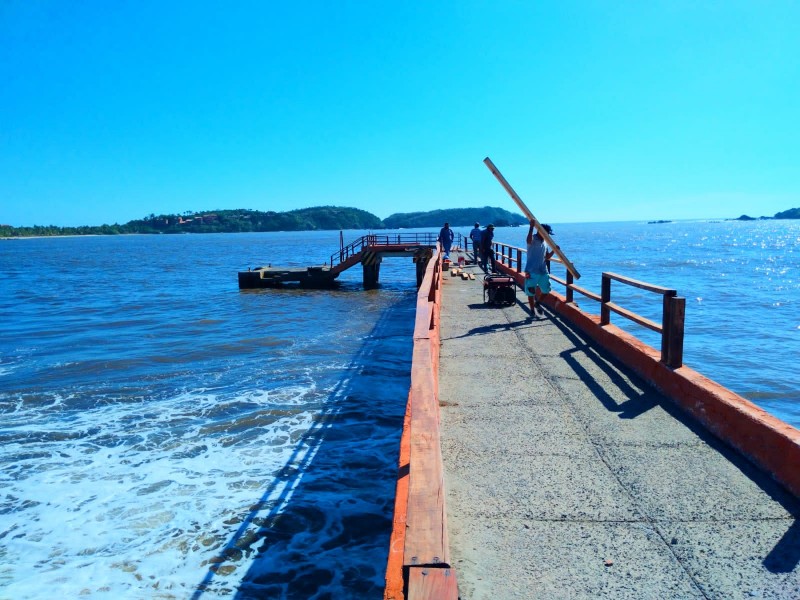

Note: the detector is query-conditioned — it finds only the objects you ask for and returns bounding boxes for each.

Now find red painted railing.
[330,233,466,267]
[491,239,685,367]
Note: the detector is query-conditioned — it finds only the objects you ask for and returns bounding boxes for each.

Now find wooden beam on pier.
[483,156,581,280]
[407,567,458,599]
[404,333,450,568]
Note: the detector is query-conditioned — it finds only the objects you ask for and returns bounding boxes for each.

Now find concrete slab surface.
[437,264,800,600]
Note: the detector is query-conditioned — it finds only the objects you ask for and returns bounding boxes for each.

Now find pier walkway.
[435,257,800,599]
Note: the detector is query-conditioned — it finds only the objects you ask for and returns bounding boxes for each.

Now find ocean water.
[549,219,800,427]
[1,231,416,599]
[1,220,798,598]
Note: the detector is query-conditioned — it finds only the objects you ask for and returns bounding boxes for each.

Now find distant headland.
[0,206,526,238]
[734,207,800,221]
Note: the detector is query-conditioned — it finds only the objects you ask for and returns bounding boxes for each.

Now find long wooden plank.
[404,342,450,567]
[483,156,581,279]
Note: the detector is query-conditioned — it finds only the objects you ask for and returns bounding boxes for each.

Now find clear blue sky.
[2,1,798,227]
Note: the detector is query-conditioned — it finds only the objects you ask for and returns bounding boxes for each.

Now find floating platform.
[237,265,338,288]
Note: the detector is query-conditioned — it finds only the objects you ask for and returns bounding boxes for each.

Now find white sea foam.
[0,384,328,599]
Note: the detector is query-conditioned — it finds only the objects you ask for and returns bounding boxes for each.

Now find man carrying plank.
[524,220,554,317]
[483,156,580,281]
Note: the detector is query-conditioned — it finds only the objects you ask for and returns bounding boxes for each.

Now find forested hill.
[5,204,799,237]
[0,206,383,237]
[1,205,526,237]
[383,206,527,228]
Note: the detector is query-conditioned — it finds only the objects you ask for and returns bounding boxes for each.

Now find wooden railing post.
[566,271,574,303]
[663,296,685,368]
[661,292,675,362]
[516,248,522,273]
[600,274,611,325]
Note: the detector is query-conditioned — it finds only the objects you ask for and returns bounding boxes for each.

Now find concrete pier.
[437,260,800,599]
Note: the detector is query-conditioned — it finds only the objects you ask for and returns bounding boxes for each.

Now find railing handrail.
[603,271,676,296]
[492,238,685,368]
[330,232,465,267]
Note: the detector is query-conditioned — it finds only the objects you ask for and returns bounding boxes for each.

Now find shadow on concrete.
[445,303,547,340]
[545,309,800,571]
[504,296,663,420]
[559,342,660,420]
[764,520,800,573]
[191,297,414,600]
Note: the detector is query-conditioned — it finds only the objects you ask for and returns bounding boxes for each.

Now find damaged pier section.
[237,265,338,288]
[238,232,457,290]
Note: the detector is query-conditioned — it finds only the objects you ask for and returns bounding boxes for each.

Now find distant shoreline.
[4,217,800,240]
[4,205,798,237]
[2,234,103,240]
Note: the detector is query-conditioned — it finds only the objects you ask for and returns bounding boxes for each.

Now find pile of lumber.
[450,267,475,280]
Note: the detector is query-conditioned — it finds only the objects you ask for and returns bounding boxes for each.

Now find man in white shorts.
[523,221,554,317]
[469,222,482,264]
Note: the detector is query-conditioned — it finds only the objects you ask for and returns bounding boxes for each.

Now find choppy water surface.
[1,220,798,598]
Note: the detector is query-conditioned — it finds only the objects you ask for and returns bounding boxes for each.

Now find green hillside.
[383,206,527,228]
[0,206,383,237]
[1,205,528,237]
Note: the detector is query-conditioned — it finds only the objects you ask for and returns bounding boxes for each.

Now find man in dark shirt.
[438,222,455,260]
[480,224,495,273]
